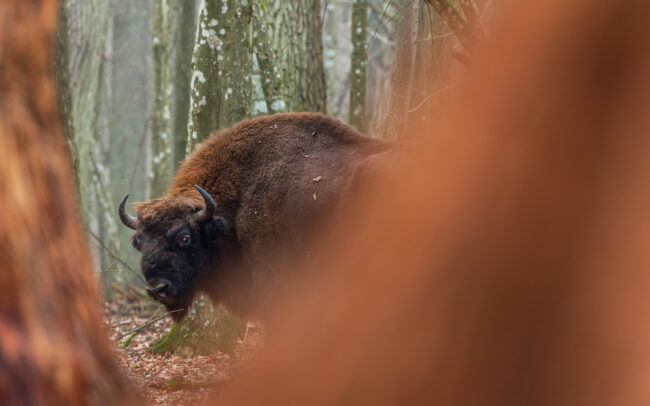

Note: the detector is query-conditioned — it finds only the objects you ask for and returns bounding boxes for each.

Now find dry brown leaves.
[104,309,264,406]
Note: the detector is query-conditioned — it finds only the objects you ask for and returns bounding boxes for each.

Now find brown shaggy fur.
[132,113,390,316]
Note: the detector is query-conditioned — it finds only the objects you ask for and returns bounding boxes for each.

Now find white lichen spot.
[271,99,285,111]
[219,28,226,35]
[153,37,160,45]
[192,131,198,139]
[198,96,207,106]
[224,87,233,100]
[221,4,228,14]
[208,18,218,27]
[193,70,206,84]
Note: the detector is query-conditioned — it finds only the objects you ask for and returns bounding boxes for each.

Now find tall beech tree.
[150,0,175,197]
[349,0,368,131]
[172,0,197,169]
[186,0,222,154]
[383,0,417,139]
[264,0,327,113]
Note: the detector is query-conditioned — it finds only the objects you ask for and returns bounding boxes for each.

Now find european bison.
[119,113,390,319]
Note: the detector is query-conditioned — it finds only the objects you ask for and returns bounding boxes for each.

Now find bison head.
[118,185,229,320]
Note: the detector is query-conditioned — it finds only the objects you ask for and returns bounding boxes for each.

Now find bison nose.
[145,278,177,300]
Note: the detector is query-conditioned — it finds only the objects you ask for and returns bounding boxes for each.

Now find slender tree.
[383,0,417,139]
[172,0,197,168]
[349,0,368,131]
[253,2,282,114]
[55,0,76,157]
[150,0,175,197]
[218,0,253,127]
[186,0,222,154]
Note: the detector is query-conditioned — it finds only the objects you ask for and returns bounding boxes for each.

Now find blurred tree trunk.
[425,0,482,64]
[349,0,368,131]
[67,0,111,220]
[150,0,175,197]
[404,1,453,138]
[91,12,123,280]
[383,0,417,140]
[0,0,139,403]
[264,0,327,112]
[172,0,197,167]
[186,0,222,154]
[218,0,252,127]
[55,0,77,164]
[253,2,281,114]
[61,0,124,286]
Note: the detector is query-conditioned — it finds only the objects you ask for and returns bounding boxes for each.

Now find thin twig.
[414,31,453,42]
[407,84,453,113]
[153,352,170,378]
[367,0,393,52]
[367,0,418,52]
[117,309,183,339]
[84,225,144,281]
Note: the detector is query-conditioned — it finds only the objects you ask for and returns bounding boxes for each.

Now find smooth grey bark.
[172,0,197,166]
[150,0,175,198]
[349,0,368,131]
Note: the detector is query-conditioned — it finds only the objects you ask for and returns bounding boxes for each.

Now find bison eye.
[177,233,191,248]
[131,235,142,251]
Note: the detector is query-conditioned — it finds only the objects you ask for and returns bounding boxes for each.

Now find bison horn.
[118,194,138,230]
[193,185,215,223]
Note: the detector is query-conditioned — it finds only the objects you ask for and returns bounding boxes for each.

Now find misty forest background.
[57,0,480,350]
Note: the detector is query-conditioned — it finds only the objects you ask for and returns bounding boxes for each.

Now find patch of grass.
[148,297,243,355]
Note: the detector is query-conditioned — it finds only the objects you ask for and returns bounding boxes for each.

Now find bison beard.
[119,114,391,319]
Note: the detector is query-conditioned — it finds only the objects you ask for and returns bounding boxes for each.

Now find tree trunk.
[186,0,222,154]
[404,0,453,138]
[383,0,417,140]
[264,0,327,113]
[253,2,281,114]
[55,0,76,162]
[218,0,252,127]
[172,0,197,167]
[349,0,368,131]
[0,0,139,403]
[150,0,175,197]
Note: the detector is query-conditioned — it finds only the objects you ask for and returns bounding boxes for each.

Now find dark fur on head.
[132,194,231,320]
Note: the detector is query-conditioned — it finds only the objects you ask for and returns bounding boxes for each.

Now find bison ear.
[202,216,229,241]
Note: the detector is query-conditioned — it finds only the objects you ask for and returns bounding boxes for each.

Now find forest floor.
[104,301,265,405]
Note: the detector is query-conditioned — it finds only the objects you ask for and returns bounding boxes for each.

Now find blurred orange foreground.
[222,0,650,405]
